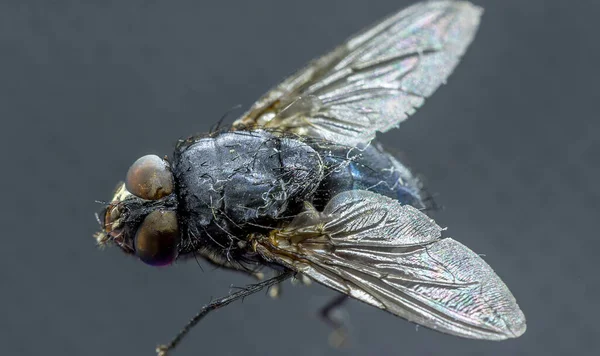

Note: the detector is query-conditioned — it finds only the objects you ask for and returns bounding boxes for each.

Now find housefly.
[94,1,526,354]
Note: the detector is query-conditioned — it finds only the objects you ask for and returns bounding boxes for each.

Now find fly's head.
[95,154,181,266]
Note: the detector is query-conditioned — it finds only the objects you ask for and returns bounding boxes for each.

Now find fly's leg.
[156,270,293,356]
[319,294,349,348]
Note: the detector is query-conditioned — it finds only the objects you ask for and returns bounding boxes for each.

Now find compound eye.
[134,210,180,266]
[125,154,174,200]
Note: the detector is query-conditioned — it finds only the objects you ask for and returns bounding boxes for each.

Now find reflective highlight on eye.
[125,154,174,200]
[134,210,180,266]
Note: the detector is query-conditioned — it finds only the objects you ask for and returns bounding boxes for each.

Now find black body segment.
[173,130,323,250]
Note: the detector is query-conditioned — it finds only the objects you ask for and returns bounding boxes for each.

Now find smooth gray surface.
[1,1,597,355]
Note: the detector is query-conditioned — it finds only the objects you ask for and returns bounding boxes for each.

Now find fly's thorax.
[171,130,324,252]
[95,155,181,266]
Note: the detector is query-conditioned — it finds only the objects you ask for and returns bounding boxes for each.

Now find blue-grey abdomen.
[313,142,425,209]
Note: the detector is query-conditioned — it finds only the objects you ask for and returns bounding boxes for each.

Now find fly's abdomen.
[314,143,425,209]
[173,130,323,247]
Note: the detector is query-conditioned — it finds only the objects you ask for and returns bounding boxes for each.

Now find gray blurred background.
[1,1,598,355]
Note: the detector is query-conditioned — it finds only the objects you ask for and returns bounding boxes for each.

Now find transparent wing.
[256,191,526,340]
[234,1,482,146]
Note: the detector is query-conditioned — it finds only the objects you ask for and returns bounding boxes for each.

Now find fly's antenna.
[210,104,242,134]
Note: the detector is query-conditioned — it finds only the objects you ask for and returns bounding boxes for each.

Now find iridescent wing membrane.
[237,0,526,339]
[233,1,482,146]
[256,191,526,339]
